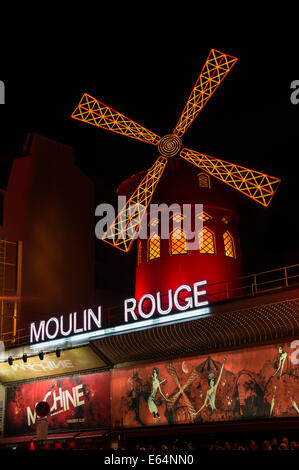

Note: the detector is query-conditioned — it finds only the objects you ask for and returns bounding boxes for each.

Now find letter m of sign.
[30,321,45,343]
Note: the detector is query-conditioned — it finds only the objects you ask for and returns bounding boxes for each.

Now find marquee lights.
[30,280,209,350]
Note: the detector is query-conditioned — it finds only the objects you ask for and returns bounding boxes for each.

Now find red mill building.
[0,132,298,449]
[118,158,243,302]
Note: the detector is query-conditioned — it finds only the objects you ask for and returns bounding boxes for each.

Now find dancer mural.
[111,340,299,428]
[191,357,226,418]
[147,368,169,424]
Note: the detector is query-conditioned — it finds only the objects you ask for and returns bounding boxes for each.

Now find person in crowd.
[224,442,232,450]
[270,437,279,451]
[262,440,272,450]
[237,444,247,450]
[248,439,258,451]
[278,442,288,450]
[281,437,289,449]
[290,441,298,451]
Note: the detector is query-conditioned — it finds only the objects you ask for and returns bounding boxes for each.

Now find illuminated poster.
[0,346,106,383]
[5,371,110,436]
[111,341,299,428]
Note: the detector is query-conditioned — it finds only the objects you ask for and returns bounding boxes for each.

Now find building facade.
[0,136,298,449]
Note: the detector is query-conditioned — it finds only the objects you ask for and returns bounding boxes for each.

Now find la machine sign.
[30,280,209,345]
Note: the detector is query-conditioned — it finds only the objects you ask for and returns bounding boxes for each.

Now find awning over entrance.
[91,291,299,365]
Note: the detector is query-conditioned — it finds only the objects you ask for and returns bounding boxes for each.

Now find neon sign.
[124,280,207,321]
[30,280,209,348]
[30,308,102,343]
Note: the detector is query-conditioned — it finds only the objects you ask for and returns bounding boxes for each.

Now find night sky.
[0,5,298,294]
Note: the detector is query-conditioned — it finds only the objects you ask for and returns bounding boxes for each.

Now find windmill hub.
[158,134,182,158]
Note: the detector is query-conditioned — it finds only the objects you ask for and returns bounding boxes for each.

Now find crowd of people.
[207,437,298,451]
[3,433,299,451]
[127,435,299,451]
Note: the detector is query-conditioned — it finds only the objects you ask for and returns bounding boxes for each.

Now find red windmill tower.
[72,49,281,303]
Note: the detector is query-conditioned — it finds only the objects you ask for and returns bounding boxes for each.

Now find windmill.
[71,49,281,253]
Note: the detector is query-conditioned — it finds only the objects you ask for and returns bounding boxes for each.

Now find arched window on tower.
[198,211,212,223]
[221,216,230,225]
[198,172,211,188]
[199,227,216,254]
[223,230,236,258]
[170,228,188,255]
[148,233,160,261]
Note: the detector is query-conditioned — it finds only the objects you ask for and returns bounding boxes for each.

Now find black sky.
[0,4,298,285]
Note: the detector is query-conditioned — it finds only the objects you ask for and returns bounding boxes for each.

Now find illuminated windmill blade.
[173,49,238,138]
[102,156,168,252]
[72,93,161,145]
[180,148,281,207]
